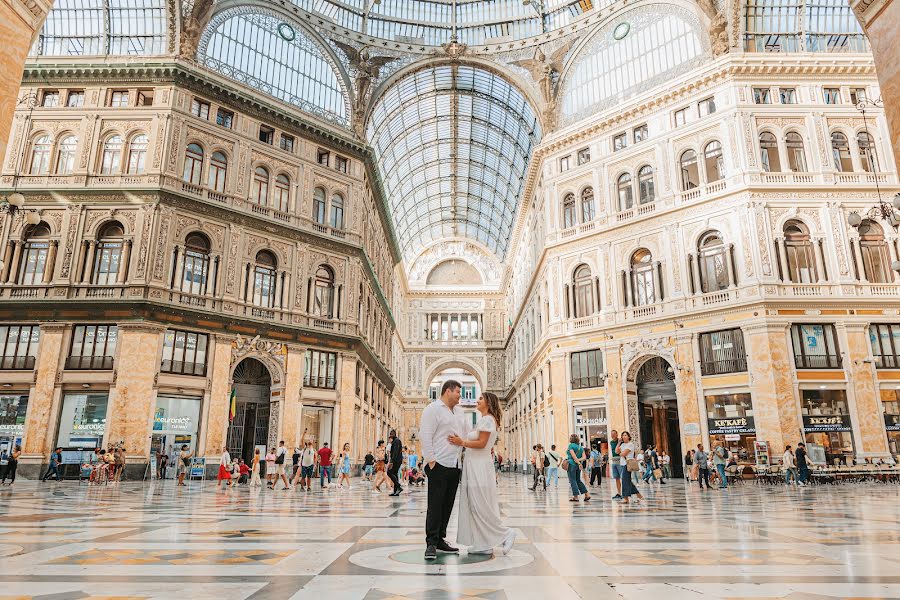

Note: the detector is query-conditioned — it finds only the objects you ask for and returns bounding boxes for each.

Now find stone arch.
[423,358,486,393]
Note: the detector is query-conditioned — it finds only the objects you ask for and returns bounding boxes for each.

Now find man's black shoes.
[437,541,459,554]
[424,545,437,560]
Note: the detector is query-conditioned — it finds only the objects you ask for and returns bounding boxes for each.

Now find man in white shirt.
[420,379,467,560]
[274,440,290,490]
[783,444,797,484]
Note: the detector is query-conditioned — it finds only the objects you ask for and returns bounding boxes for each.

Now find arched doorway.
[226,357,272,465]
[636,357,683,477]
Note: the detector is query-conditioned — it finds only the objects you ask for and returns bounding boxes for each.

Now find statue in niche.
[333,42,399,137]
[511,41,573,130]
[694,0,730,56]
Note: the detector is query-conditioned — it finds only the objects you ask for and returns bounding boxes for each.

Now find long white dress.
[456,414,514,554]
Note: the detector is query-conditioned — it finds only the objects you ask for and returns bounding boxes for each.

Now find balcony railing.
[160,359,207,377]
[571,375,605,390]
[0,356,36,370]
[65,356,114,370]
[794,354,841,369]
[700,358,748,376]
[304,376,336,389]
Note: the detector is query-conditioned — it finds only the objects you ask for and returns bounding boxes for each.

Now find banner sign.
[803,414,851,432]
[189,457,206,479]
[708,416,756,435]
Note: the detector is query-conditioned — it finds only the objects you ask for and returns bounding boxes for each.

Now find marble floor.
[0,473,899,599]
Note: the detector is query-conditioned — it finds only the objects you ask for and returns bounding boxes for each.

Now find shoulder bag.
[626,458,640,472]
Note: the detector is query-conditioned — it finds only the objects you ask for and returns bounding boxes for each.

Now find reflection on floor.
[0,474,898,599]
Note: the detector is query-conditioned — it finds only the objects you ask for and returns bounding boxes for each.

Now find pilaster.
[744,323,799,456]
[842,323,889,456]
[21,323,66,460]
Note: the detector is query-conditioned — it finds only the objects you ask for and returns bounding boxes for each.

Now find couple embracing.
[419,380,516,560]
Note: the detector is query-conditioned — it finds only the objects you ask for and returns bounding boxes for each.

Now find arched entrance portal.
[636,357,683,478]
[226,357,272,465]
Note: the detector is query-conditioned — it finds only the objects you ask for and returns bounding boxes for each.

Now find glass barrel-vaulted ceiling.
[367,65,541,262]
[291,0,598,46]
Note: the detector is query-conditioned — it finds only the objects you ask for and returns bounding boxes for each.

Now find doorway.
[226,358,272,466]
[636,357,683,477]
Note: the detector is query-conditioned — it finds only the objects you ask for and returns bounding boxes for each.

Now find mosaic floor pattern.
[0,474,898,599]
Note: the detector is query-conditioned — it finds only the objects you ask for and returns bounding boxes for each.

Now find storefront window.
[575,406,607,450]
[0,394,28,445]
[880,388,900,457]
[800,389,854,465]
[705,392,755,462]
[57,393,109,448]
[152,395,201,455]
[301,406,333,449]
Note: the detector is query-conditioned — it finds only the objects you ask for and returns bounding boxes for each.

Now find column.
[842,324,889,456]
[82,240,96,283]
[172,246,184,290]
[203,335,233,457]
[674,335,703,451]
[116,240,132,284]
[690,253,702,294]
[813,237,826,282]
[547,354,569,447]
[743,324,800,457]
[605,347,625,431]
[0,240,13,281]
[105,323,165,477]
[21,323,66,462]
[776,237,790,281]
[724,244,736,288]
[851,238,867,282]
[282,270,291,309]
[8,239,21,283]
[651,262,662,302]
[42,240,57,283]
[75,241,89,283]
[280,344,305,448]
[336,352,358,450]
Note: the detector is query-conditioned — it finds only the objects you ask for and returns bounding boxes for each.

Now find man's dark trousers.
[425,463,461,546]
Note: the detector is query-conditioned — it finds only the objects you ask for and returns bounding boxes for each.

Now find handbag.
[182,457,190,467]
[275,451,285,465]
[653,468,663,479]
[559,458,569,471]
[626,458,639,472]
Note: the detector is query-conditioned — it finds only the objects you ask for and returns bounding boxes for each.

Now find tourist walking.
[589,445,604,487]
[695,444,711,489]
[661,451,671,479]
[250,448,262,487]
[546,445,561,488]
[42,447,63,482]
[177,444,192,486]
[363,450,375,481]
[293,442,315,490]
[1,444,21,485]
[338,443,352,489]
[216,447,233,488]
[273,441,290,490]
[372,440,388,493]
[420,379,467,560]
[387,429,403,496]
[265,448,276,488]
[610,430,623,500]
[318,442,333,488]
[618,432,643,505]
[450,391,516,556]
[713,443,728,489]
[565,434,590,502]
[529,444,546,491]
[783,444,796,484]
[796,442,811,485]
[158,452,168,480]
[292,446,301,481]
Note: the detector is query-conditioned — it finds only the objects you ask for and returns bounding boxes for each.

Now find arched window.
[208,151,227,192]
[573,264,594,318]
[858,219,891,283]
[18,223,51,285]
[93,221,125,285]
[698,231,729,293]
[562,193,577,228]
[680,150,699,191]
[274,174,290,212]
[638,165,655,204]
[313,265,335,318]
[704,141,724,182]
[785,132,807,172]
[759,132,781,172]
[580,187,595,223]
[330,192,344,229]
[631,249,655,306]
[617,173,634,211]
[313,187,327,224]
[252,250,277,307]
[783,220,817,283]
[55,135,77,175]
[100,135,123,175]
[831,132,853,172]
[857,132,878,172]
[181,232,211,295]
[29,135,52,175]
[127,134,148,175]
[182,143,203,184]
[251,166,269,204]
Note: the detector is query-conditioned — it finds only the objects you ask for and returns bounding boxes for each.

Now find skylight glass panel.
[34,0,167,56]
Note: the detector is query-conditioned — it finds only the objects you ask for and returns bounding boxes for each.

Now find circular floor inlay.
[390,549,493,565]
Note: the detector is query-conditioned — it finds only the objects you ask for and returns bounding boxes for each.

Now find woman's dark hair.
[569,433,579,444]
[482,392,502,428]
[620,431,632,442]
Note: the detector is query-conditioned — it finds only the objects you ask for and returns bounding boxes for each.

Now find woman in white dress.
[449,392,516,556]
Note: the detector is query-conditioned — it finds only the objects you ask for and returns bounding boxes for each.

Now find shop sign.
[153,415,194,432]
[885,414,900,432]
[708,416,756,435]
[0,423,24,435]
[189,457,206,479]
[803,414,851,432]
[576,417,608,426]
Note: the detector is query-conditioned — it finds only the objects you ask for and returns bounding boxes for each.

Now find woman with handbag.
[177,445,192,486]
[618,432,644,505]
[565,434,591,502]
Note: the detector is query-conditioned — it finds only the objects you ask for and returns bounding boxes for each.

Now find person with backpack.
[589,445,604,487]
[713,442,728,489]
[273,440,291,490]
[546,445,561,488]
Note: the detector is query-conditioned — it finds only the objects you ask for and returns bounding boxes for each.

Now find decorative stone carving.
[509,41,573,131]
[152,211,172,280]
[231,334,287,378]
[621,336,676,371]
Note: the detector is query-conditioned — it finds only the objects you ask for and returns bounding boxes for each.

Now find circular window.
[613,22,630,40]
[277,23,296,41]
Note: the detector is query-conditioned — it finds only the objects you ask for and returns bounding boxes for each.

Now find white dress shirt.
[419,399,469,469]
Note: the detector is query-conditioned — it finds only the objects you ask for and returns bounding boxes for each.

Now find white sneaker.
[500,532,515,556]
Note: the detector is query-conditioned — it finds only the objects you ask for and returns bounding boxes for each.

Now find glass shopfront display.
[301,406,334,449]
[150,395,201,477]
[880,388,900,457]
[57,393,109,448]
[575,406,607,450]
[801,389,854,465]
[705,392,756,463]
[0,394,28,457]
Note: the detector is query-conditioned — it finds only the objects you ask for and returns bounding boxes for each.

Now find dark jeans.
[42,463,61,481]
[424,463,461,546]
[698,467,711,488]
[319,465,332,487]
[2,460,17,483]
[798,465,810,484]
[567,463,588,497]
[387,464,402,493]
[531,466,544,490]
[590,467,603,486]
